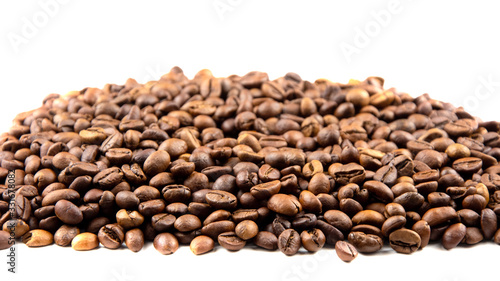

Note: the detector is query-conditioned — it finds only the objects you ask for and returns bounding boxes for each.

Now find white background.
[0,1,500,280]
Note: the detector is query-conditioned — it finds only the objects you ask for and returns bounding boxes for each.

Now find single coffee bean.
[55,200,83,225]
[335,240,358,262]
[268,194,302,216]
[442,223,466,250]
[125,228,144,252]
[3,219,30,238]
[174,214,201,232]
[0,230,11,250]
[54,225,80,246]
[190,235,214,255]
[98,224,125,249]
[72,232,99,251]
[143,150,171,176]
[154,232,179,255]
[235,220,259,240]
[205,190,238,209]
[278,229,301,256]
[452,157,483,173]
[348,231,383,253]
[411,220,431,249]
[253,231,278,250]
[300,228,326,252]
[421,206,458,227]
[22,229,53,247]
[218,231,246,251]
[388,229,421,254]
[462,227,483,245]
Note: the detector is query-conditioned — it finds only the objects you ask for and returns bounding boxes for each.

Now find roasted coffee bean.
[442,223,466,250]
[125,228,144,252]
[235,220,259,240]
[389,229,421,254]
[268,194,302,216]
[218,231,246,251]
[5,69,500,257]
[3,219,30,238]
[316,220,344,245]
[55,200,83,225]
[335,240,358,262]
[300,228,326,252]
[190,235,214,255]
[201,220,235,239]
[54,225,80,246]
[22,229,53,247]
[348,231,383,253]
[174,214,201,232]
[253,231,278,250]
[72,232,99,251]
[98,224,124,249]
[154,232,179,255]
[143,150,171,176]
[250,180,281,199]
[0,230,12,250]
[278,229,301,256]
[205,190,238,209]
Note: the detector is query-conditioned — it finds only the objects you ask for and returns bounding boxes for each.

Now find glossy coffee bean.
[388,229,421,254]
[72,232,99,251]
[335,240,358,262]
[190,235,214,255]
[278,229,301,256]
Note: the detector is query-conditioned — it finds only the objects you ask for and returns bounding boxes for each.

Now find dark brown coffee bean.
[300,228,325,252]
[174,214,201,232]
[442,223,466,250]
[481,208,497,240]
[253,231,278,250]
[151,213,176,232]
[389,229,421,254]
[278,229,301,256]
[453,157,483,173]
[54,225,80,247]
[98,224,124,249]
[55,200,83,225]
[328,163,366,185]
[316,220,344,245]
[381,216,406,237]
[250,180,281,200]
[93,167,123,190]
[422,206,458,227]
[205,190,237,209]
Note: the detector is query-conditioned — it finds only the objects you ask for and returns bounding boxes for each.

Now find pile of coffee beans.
[1,67,500,262]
